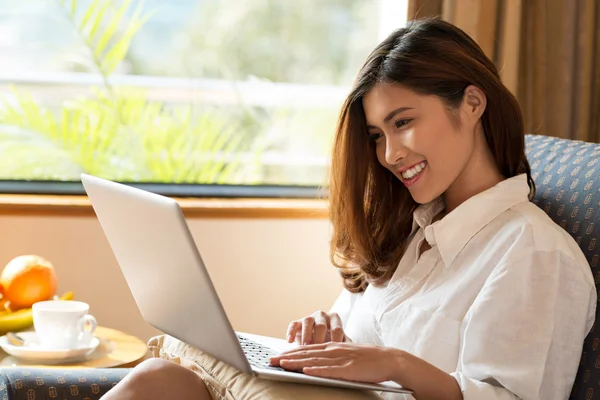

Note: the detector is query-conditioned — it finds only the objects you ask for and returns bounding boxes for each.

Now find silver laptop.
[81,173,410,394]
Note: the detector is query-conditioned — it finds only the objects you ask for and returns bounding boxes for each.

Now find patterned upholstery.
[525,134,600,399]
[0,368,129,400]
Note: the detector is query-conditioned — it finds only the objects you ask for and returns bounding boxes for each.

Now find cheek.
[427,127,472,174]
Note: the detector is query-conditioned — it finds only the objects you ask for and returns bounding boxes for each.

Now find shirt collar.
[412,174,531,267]
[412,196,445,233]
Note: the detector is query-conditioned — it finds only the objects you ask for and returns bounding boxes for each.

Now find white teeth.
[401,161,426,180]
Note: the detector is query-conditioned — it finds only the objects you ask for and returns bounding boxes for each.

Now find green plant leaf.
[94,0,130,58]
[79,0,98,31]
[102,13,147,75]
[87,0,111,41]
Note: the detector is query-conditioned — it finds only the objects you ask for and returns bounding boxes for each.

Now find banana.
[0,291,74,335]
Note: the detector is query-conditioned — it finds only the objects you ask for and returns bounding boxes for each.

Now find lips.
[398,162,427,188]
[398,161,427,180]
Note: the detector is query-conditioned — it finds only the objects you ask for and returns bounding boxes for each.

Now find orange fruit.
[0,255,57,310]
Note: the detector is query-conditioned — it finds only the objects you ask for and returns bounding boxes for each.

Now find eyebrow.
[366,107,414,129]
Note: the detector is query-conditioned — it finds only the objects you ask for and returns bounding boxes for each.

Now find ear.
[461,85,487,122]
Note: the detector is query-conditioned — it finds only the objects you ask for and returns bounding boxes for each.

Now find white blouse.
[329,174,596,400]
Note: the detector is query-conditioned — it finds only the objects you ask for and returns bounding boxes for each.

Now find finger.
[270,349,315,366]
[286,321,301,343]
[301,317,315,345]
[328,313,345,342]
[273,342,331,358]
[312,311,329,344]
[280,357,347,371]
[271,350,314,364]
[303,365,349,379]
[270,349,323,366]
[271,345,348,365]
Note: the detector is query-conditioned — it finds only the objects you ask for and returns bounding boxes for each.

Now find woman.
[101,18,596,400]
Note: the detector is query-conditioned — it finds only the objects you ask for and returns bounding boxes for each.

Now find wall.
[0,214,343,343]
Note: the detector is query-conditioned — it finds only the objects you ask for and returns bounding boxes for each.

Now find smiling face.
[362,83,479,205]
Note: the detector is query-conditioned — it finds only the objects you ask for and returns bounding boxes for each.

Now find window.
[0,0,408,196]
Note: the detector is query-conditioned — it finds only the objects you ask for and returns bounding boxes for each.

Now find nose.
[384,137,408,166]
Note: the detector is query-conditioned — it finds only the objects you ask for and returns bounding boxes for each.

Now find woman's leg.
[100,358,211,400]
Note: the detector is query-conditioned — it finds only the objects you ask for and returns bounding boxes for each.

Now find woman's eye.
[368,133,383,142]
[395,119,412,129]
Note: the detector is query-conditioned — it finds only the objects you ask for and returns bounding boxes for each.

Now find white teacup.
[32,300,98,349]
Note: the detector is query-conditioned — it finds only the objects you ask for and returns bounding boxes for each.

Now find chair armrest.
[0,367,131,400]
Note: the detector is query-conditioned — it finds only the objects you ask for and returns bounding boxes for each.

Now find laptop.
[81,173,411,394]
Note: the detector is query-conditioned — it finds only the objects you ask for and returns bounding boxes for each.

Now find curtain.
[406,0,600,143]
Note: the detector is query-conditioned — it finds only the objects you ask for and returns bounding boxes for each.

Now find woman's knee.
[130,358,183,383]
[104,358,210,400]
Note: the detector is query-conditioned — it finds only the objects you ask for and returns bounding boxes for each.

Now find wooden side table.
[0,326,149,369]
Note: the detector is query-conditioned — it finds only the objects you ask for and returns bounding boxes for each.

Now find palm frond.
[60,0,150,80]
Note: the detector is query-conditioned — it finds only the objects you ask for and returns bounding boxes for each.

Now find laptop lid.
[81,173,251,373]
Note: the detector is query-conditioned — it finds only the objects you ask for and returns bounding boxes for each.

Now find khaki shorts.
[147,334,386,400]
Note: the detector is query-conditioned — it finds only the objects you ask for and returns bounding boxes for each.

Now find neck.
[443,129,505,213]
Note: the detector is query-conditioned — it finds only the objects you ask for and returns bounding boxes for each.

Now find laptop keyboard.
[236,334,294,373]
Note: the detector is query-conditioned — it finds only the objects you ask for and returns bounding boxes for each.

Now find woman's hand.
[286,310,349,345]
[269,342,400,384]
[270,343,464,400]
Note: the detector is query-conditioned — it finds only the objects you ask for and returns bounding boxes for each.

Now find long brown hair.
[329,17,534,293]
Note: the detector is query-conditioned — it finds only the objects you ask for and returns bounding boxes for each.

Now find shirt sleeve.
[451,249,596,400]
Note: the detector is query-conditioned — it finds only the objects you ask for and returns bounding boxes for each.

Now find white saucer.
[0,332,100,363]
